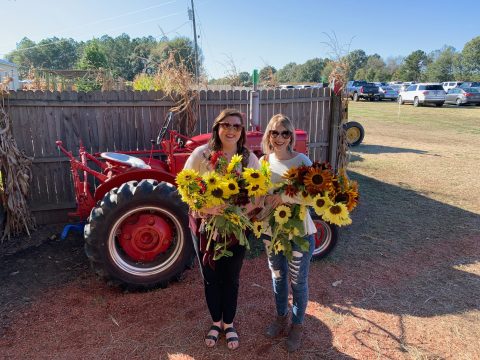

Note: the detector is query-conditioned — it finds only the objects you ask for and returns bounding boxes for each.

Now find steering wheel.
[156,112,174,145]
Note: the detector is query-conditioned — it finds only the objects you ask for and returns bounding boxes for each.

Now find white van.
[442,81,463,92]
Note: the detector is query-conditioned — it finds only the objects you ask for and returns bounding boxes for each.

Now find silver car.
[378,86,399,101]
[445,87,480,106]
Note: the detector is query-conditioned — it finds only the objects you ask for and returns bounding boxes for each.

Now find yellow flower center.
[330,205,341,214]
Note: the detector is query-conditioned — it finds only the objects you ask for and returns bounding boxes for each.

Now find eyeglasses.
[218,122,243,132]
[269,130,292,139]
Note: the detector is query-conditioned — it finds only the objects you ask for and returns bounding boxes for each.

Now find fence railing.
[6,87,338,224]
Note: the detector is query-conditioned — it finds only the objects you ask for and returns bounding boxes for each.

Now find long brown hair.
[208,109,249,163]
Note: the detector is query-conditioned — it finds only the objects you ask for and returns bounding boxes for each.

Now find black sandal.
[205,325,222,348]
[224,327,239,350]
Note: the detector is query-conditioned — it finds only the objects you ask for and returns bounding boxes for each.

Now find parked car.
[459,82,480,89]
[378,86,398,101]
[278,84,295,90]
[445,87,480,106]
[295,84,312,89]
[397,83,445,107]
[442,81,463,92]
[346,81,380,101]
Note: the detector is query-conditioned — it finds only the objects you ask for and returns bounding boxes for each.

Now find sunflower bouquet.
[280,162,359,225]
[176,152,271,261]
[253,162,359,259]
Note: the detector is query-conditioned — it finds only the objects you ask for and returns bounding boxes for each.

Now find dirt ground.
[1,102,479,359]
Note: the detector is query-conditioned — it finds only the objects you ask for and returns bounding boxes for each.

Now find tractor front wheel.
[344,121,365,147]
[84,179,194,290]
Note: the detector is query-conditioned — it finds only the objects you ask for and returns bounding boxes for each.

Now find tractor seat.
[100,152,151,169]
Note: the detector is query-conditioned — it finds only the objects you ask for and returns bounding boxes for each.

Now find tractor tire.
[344,121,365,147]
[311,217,338,260]
[84,179,194,291]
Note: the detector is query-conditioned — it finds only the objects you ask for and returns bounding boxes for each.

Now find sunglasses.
[218,122,243,132]
[269,130,292,139]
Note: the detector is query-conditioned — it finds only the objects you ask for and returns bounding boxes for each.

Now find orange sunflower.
[304,168,333,194]
[334,189,359,211]
[282,167,299,181]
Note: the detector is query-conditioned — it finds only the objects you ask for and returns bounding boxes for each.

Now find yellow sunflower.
[282,167,298,181]
[298,205,307,221]
[227,213,242,226]
[242,168,266,185]
[227,154,243,173]
[322,203,352,226]
[304,168,333,193]
[273,241,285,253]
[312,194,333,216]
[222,179,240,197]
[203,171,221,190]
[300,190,314,206]
[246,182,268,197]
[253,221,264,238]
[204,192,224,207]
[274,205,291,225]
[176,169,199,187]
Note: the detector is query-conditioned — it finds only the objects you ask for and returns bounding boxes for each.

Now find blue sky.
[2,0,479,79]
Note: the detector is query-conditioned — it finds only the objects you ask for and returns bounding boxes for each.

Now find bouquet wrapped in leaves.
[176,152,271,261]
[253,162,359,259]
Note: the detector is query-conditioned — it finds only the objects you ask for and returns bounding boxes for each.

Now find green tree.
[396,50,429,81]
[259,65,277,85]
[76,40,109,91]
[276,62,299,83]
[344,49,367,80]
[238,72,251,86]
[461,36,480,80]
[7,37,79,78]
[150,37,201,76]
[425,46,457,82]
[295,58,325,82]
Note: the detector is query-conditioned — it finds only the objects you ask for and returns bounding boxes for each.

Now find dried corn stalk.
[0,89,36,241]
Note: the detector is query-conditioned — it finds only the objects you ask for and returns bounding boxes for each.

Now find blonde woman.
[260,114,316,352]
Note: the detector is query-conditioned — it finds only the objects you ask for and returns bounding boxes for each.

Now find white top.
[183,144,260,174]
[260,152,317,235]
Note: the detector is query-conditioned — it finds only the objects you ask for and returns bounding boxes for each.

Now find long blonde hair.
[261,114,296,154]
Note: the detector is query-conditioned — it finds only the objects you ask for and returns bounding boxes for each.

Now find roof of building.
[0,59,17,67]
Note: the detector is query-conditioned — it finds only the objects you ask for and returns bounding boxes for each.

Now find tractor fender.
[94,169,176,202]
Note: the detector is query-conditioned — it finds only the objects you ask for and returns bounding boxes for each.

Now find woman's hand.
[265,194,283,209]
[198,204,227,216]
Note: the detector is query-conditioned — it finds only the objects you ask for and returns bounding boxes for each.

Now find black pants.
[201,243,246,324]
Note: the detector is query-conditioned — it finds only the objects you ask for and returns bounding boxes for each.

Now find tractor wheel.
[344,121,365,147]
[311,218,338,259]
[84,179,194,290]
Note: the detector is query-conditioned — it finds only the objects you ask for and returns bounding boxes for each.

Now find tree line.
[6,34,201,82]
[6,34,480,87]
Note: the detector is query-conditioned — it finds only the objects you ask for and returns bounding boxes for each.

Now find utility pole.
[188,0,200,82]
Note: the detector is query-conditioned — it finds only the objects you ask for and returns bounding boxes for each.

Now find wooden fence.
[6,87,339,224]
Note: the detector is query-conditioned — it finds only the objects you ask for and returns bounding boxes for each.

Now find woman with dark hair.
[260,114,316,353]
[183,108,260,350]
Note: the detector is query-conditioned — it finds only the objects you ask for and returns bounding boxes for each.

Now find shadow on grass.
[314,171,479,317]
[349,144,428,155]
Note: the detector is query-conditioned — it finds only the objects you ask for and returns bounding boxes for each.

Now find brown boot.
[286,324,303,352]
[265,314,289,338]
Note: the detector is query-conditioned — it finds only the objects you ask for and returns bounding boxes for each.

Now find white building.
[0,59,20,90]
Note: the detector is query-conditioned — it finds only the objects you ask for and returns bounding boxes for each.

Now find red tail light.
[359,86,364,93]
[465,93,473,97]
[422,91,429,95]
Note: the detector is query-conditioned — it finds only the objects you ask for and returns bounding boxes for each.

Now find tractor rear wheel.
[344,121,365,147]
[312,218,338,259]
[84,179,194,290]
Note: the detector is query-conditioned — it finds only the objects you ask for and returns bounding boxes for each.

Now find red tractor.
[57,112,337,290]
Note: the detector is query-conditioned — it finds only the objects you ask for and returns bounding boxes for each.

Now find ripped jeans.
[263,234,315,325]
